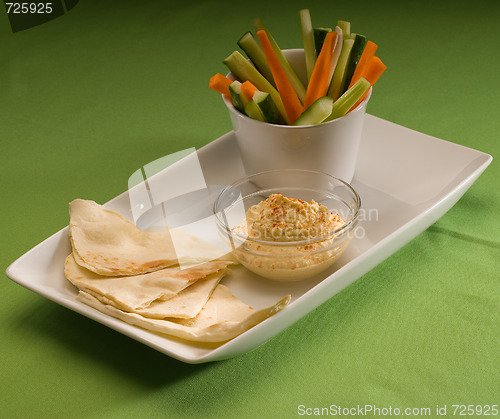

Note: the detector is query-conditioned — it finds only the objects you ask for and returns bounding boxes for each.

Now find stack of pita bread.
[64,199,290,343]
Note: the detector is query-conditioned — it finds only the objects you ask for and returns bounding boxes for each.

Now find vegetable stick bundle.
[209,9,386,126]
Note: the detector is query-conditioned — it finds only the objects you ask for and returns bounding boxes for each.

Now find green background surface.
[1,0,498,417]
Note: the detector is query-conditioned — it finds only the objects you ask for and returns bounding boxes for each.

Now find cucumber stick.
[252,18,306,103]
[298,9,316,82]
[325,77,370,121]
[327,38,354,101]
[245,100,267,122]
[313,27,332,55]
[341,33,367,93]
[253,90,281,124]
[230,79,281,123]
[292,97,334,126]
[223,51,288,123]
[237,32,275,87]
[228,81,246,113]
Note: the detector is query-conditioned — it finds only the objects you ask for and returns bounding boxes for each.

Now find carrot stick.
[348,40,378,89]
[303,31,337,111]
[241,80,259,101]
[257,30,303,124]
[349,55,387,111]
[209,73,232,99]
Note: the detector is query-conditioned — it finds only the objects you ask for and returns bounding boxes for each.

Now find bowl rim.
[212,169,361,247]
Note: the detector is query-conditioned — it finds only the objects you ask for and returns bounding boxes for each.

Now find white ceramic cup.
[223,49,371,183]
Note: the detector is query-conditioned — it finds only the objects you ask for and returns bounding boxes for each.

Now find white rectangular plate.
[6,115,492,363]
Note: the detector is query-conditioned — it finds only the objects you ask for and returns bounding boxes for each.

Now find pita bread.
[69,199,178,276]
[66,199,288,343]
[78,285,291,343]
[69,199,234,275]
[79,270,223,319]
[64,253,230,311]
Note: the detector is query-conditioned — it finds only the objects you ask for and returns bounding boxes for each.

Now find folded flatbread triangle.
[65,253,230,313]
[80,272,224,319]
[69,199,233,276]
[69,199,178,276]
[78,285,291,343]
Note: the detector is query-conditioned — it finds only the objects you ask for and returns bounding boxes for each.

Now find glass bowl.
[213,169,361,281]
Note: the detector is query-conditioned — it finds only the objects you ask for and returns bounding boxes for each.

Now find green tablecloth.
[1,1,498,417]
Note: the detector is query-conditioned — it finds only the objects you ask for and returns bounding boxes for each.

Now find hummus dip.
[233,194,349,281]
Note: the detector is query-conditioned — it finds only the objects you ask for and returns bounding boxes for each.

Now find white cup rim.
[222,88,371,129]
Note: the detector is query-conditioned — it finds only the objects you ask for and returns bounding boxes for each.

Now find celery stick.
[325,77,370,121]
[298,9,316,82]
[313,27,332,55]
[325,26,343,89]
[223,51,289,123]
[237,32,276,87]
[337,20,351,39]
[252,18,306,103]
[327,38,354,101]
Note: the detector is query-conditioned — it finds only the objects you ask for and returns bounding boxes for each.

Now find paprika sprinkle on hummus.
[234,193,344,242]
